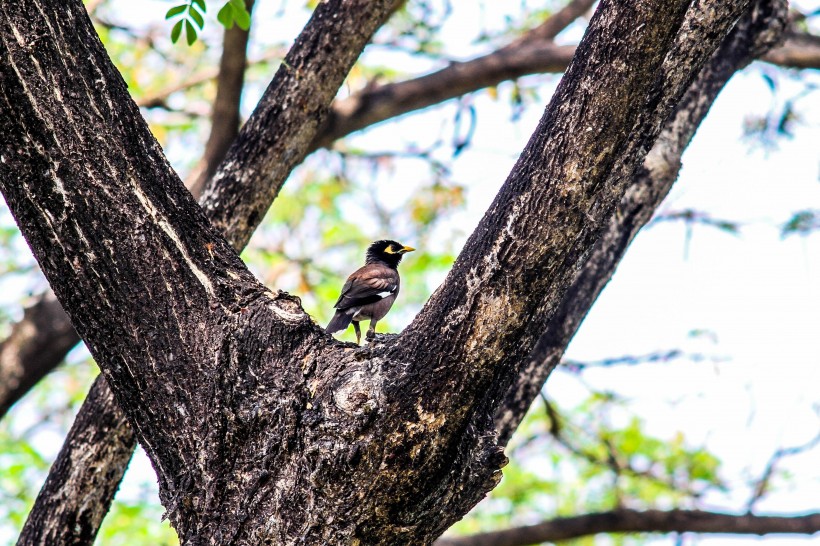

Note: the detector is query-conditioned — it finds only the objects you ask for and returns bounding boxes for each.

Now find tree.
[1,0,818,544]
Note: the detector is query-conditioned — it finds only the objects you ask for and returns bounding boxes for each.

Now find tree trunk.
[0,0,781,544]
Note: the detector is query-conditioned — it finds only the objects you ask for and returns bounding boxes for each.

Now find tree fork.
[0,0,776,545]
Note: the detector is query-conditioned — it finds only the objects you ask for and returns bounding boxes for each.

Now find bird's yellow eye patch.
[384,245,397,254]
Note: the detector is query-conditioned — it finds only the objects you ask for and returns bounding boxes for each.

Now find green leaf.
[165,4,187,19]
[230,0,251,29]
[192,0,207,13]
[189,7,205,29]
[185,19,198,45]
[217,3,235,28]
[170,19,184,43]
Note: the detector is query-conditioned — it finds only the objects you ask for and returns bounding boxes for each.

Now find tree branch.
[0,290,78,417]
[4,0,800,540]
[5,0,401,543]
[0,0,582,424]
[313,27,815,152]
[494,0,789,443]
[507,0,595,46]
[761,29,820,68]
[434,509,820,546]
[198,0,405,250]
[1,0,813,427]
[185,0,255,199]
[16,376,136,546]
[398,0,752,441]
[746,431,820,511]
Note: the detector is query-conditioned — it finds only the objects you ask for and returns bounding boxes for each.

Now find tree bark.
[16,376,136,546]
[495,0,788,443]
[0,290,78,417]
[1,0,815,423]
[0,1,791,545]
[0,0,396,544]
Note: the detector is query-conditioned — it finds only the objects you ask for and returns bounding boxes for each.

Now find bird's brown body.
[326,240,414,344]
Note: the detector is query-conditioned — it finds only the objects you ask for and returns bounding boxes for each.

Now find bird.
[326,240,415,344]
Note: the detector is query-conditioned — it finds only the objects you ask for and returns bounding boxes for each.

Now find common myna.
[326,240,415,344]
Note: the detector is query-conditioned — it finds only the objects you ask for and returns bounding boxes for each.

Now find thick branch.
[495,0,789,443]
[313,41,576,150]
[16,376,136,546]
[5,0,401,544]
[0,291,78,417]
[313,31,815,151]
[199,0,404,250]
[435,509,820,546]
[397,0,750,445]
[761,29,820,68]
[14,7,256,543]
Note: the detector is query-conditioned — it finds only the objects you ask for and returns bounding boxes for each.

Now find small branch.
[434,509,820,546]
[746,431,820,512]
[560,349,709,372]
[136,49,283,109]
[507,0,596,46]
[761,30,820,69]
[537,396,704,498]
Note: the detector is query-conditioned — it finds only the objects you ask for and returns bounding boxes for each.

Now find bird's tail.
[326,310,353,334]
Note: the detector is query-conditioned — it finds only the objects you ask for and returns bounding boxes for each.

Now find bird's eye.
[384,245,396,254]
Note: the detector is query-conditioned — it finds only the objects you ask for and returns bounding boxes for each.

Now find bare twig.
[746,431,820,512]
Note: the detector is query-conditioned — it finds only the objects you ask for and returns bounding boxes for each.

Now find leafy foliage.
[217,0,251,31]
[165,0,251,45]
[450,389,725,539]
[165,0,206,46]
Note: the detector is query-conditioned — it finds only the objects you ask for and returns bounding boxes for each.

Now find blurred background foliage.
[0,0,818,544]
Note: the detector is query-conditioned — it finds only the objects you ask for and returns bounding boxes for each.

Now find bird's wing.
[333,264,399,310]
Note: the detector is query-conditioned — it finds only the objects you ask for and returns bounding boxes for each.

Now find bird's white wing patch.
[377,291,393,298]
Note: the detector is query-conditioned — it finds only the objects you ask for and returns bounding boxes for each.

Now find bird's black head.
[366,240,415,268]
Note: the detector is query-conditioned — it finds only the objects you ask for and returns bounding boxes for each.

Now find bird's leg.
[366,321,377,341]
[353,321,361,345]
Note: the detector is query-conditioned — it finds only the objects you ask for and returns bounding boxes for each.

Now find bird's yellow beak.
[401,246,416,253]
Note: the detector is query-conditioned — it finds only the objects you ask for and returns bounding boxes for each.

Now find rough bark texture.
[494,0,788,443]
[16,376,136,546]
[0,1,793,545]
[436,509,820,546]
[5,0,401,544]
[1,0,815,427]
[0,290,78,416]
